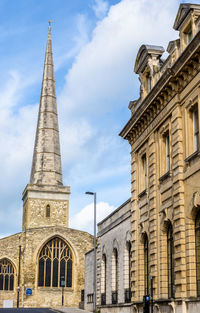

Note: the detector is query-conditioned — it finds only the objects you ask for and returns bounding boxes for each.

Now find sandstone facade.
[120,3,200,313]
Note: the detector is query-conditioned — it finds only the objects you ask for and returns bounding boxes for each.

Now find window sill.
[185,150,199,163]
[138,189,146,199]
[159,171,171,183]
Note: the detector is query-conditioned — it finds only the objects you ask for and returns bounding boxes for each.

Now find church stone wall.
[0,228,93,308]
[23,198,69,230]
[0,233,22,307]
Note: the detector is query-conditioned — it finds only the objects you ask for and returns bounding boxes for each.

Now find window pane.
[60,259,65,287]
[53,259,58,287]
[46,205,50,217]
[45,259,51,287]
[38,259,44,287]
[10,275,14,291]
[144,235,149,295]
[67,259,72,287]
[5,275,8,290]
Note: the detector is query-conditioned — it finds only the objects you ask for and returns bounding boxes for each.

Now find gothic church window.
[167,223,175,298]
[0,258,14,291]
[195,211,200,296]
[38,237,72,288]
[46,205,50,218]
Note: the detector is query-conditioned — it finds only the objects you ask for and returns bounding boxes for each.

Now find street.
[0,309,59,313]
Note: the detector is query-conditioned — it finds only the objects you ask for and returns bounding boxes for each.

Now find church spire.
[30,24,63,186]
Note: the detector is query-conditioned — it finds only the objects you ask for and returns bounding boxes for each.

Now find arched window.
[144,234,149,295]
[167,223,175,298]
[46,205,50,218]
[124,241,131,302]
[195,211,200,296]
[0,259,14,291]
[101,254,106,305]
[38,237,72,288]
[112,248,118,304]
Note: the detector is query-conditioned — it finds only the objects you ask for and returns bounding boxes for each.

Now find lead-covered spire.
[30,24,63,186]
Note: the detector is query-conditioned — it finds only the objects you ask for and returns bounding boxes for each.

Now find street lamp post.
[85,191,96,313]
[17,245,21,308]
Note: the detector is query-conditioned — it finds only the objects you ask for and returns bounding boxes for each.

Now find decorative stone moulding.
[120,33,200,145]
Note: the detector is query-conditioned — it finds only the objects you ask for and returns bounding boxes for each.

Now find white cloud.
[59,0,180,208]
[0,0,184,237]
[92,0,109,19]
[59,0,178,117]
[69,201,115,233]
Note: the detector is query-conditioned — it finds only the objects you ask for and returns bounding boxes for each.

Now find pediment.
[134,44,164,74]
[173,3,200,30]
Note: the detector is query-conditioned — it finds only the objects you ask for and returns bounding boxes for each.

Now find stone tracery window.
[38,237,72,288]
[0,258,14,291]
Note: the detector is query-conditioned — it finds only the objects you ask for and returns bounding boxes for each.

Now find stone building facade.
[0,25,93,308]
[85,199,131,313]
[119,3,200,313]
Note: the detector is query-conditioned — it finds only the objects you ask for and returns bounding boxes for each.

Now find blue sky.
[0,0,198,236]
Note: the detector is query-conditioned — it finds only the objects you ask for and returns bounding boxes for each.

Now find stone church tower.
[22,24,70,231]
[0,25,93,308]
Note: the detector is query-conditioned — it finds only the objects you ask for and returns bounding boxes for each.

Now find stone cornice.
[119,31,200,144]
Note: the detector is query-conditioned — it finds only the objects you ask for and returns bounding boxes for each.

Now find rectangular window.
[87,294,94,303]
[187,29,192,44]
[142,153,147,191]
[165,132,170,172]
[193,105,199,152]
[147,76,151,93]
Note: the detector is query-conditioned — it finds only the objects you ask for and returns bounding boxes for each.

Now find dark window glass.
[45,259,51,287]
[53,259,58,287]
[10,275,14,291]
[46,205,50,218]
[38,259,44,287]
[60,259,65,287]
[193,105,199,151]
[144,234,149,295]
[167,223,175,298]
[67,259,72,287]
[5,275,8,290]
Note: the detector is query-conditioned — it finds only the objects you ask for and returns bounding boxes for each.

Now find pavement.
[56,309,90,313]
